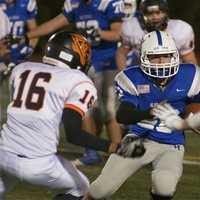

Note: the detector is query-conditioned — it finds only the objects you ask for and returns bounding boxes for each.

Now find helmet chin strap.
[159,78,170,87]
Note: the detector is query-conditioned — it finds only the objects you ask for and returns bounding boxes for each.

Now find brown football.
[184,103,200,118]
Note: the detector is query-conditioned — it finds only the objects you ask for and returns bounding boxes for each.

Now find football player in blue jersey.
[26,0,124,166]
[84,30,200,200]
[0,0,38,66]
[116,0,198,71]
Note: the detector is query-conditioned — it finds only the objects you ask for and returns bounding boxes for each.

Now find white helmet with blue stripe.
[140,30,179,79]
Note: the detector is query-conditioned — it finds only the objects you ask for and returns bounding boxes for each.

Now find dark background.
[35,0,200,52]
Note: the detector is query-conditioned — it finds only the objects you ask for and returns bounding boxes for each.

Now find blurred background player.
[0,7,11,126]
[84,30,200,200]
[0,7,11,76]
[120,0,140,81]
[123,0,137,20]
[0,0,38,74]
[24,0,124,166]
[0,0,38,130]
[0,30,119,200]
[116,0,198,70]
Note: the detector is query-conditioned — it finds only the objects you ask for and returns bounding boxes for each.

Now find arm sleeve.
[116,101,153,125]
[62,108,111,152]
[179,21,195,56]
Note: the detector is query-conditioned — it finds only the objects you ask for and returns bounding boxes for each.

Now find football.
[184,103,200,118]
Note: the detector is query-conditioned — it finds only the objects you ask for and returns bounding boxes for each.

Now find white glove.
[152,103,184,130]
[185,112,200,129]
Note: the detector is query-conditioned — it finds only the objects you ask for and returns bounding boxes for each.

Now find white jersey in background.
[0,62,97,158]
[0,8,11,39]
[121,17,195,57]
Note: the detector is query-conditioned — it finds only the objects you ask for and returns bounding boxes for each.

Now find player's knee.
[89,178,117,199]
[152,170,177,196]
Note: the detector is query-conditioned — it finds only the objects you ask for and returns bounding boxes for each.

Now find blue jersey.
[115,64,200,145]
[63,0,124,72]
[0,0,37,63]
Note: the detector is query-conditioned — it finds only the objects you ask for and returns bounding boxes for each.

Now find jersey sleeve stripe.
[27,0,37,12]
[98,0,112,11]
[65,104,84,117]
[64,0,72,12]
[188,65,200,97]
[115,71,139,96]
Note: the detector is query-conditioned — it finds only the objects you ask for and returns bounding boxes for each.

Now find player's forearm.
[99,30,121,41]
[116,101,153,125]
[27,14,69,39]
[62,108,118,153]
[99,22,122,41]
[27,20,39,48]
[116,46,129,70]
[29,38,38,48]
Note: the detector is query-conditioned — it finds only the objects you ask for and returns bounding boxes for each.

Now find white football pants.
[89,138,184,199]
[0,150,89,200]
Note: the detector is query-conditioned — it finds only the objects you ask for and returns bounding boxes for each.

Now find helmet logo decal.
[71,34,91,66]
[59,51,73,62]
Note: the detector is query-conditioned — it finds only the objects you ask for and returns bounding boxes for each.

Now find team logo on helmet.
[71,34,91,68]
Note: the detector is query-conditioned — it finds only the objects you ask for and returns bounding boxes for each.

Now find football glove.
[151,103,184,130]
[185,112,200,130]
[5,34,29,47]
[20,46,34,57]
[86,26,101,47]
[0,62,16,82]
[117,134,146,158]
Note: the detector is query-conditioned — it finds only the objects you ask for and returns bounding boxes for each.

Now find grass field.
[4,152,200,200]
[1,76,200,200]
